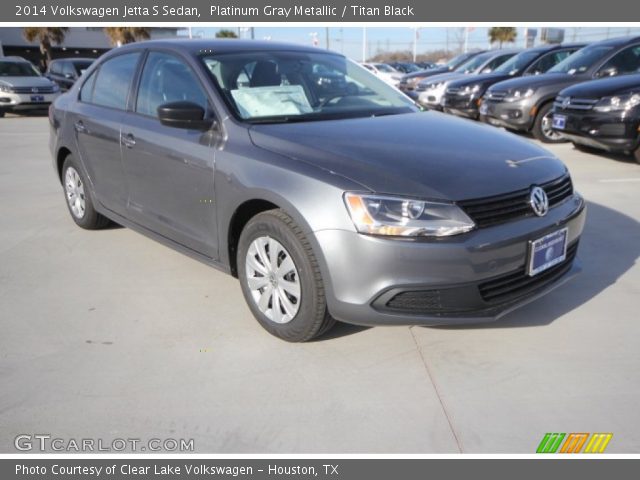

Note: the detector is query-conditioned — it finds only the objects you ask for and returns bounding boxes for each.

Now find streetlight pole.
[362,27,367,62]
[326,27,330,49]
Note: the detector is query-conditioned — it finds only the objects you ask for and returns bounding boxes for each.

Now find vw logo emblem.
[31,87,39,93]
[562,96,571,108]
[529,186,549,217]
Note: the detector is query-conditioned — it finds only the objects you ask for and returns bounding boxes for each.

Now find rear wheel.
[237,209,335,342]
[62,155,110,229]
[0,110,5,118]
[634,147,640,164]
[532,103,565,143]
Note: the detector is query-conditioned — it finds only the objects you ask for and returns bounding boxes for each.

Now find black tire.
[0,110,5,118]
[634,147,640,165]
[532,102,566,143]
[61,155,110,230]
[237,209,335,342]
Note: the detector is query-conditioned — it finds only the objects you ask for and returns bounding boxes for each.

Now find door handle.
[74,121,87,133]
[121,133,136,148]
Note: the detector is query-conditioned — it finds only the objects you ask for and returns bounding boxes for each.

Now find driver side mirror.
[595,66,617,78]
[157,101,215,130]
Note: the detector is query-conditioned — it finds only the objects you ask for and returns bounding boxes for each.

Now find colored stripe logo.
[537,433,612,453]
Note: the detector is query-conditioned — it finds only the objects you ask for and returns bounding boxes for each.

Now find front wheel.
[634,147,640,164]
[237,209,335,342]
[532,103,566,143]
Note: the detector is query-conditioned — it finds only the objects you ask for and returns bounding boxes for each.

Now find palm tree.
[104,27,151,47]
[22,27,69,70]
[215,29,238,39]
[488,27,517,48]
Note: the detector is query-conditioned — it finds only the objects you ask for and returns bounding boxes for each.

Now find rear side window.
[135,51,209,118]
[597,45,640,76]
[79,70,97,102]
[485,54,514,71]
[528,51,573,75]
[91,52,141,110]
[62,62,76,77]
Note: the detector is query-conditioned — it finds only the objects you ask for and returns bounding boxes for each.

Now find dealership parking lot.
[0,115,638,453]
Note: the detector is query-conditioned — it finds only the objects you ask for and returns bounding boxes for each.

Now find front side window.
[596,45,640,76]
[136,51,210,118]
[494,50,541,76]
[201,51,416,123]
[91,52,141,110]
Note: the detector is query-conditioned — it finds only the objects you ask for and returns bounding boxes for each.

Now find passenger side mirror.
[595,66,617,78]
[157,101,214,130]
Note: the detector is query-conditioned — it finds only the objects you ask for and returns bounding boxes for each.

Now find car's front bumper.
[552,109,640,153]
[314,194,586,326]
[417,85,446,110]
[481,99,536,131]
[441,94,482,119]
[0,91,59,111]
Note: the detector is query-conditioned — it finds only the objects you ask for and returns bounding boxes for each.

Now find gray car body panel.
[50,39,586,327]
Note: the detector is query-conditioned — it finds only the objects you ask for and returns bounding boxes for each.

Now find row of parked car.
[0,56,93,117]
[395,36,640,163]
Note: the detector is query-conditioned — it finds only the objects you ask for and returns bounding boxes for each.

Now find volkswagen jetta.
[49,40,586,341]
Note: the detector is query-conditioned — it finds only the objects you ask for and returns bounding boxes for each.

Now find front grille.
[11,86,56,94]
[479,241,579,304]
[458,174,573,228]
[386,290,444,312]
[486,90,507,101]
[554,95,598,111]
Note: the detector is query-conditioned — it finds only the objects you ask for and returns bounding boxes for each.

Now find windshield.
[373,63,396,73]
[0,61,41,77]
[446,52,473,69]
[402,63,420,73]
[549,45,614,74]
[494,50,541,75]
[201,51,416,123]
[454,52,494,73]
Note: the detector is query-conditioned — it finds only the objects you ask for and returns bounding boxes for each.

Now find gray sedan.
[49,40,586,341]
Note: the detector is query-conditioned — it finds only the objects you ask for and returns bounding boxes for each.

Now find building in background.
[0,27,184,67]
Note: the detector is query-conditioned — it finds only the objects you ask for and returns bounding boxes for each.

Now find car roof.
[590,35,640,47]
[115,39,335,56]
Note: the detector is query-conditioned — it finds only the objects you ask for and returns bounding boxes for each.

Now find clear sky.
[190,26,640,61]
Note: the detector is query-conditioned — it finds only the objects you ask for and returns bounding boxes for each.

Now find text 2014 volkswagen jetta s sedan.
[49,40,586,342]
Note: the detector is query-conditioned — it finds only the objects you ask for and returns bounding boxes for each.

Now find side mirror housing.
[157,101,214,130]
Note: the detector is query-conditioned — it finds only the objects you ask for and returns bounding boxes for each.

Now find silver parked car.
[49,40,586,341]
[0,57,60,117]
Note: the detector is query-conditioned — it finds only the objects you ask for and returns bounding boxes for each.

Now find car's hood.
[419,72,468,87]
[488,73,587,92]
[402,67,450,80]
[449,72,513,89]
[0,76,53,88]
[248,112,567,201]
[559,74,640,97]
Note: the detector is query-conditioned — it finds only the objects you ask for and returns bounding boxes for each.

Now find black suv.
[482,36,640,142]
[552,74,640,162]
[46,58,94,91]
[441,43,585,121]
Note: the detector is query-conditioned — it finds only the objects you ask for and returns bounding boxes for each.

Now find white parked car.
[361,62,403,86]
[0,57,60,117]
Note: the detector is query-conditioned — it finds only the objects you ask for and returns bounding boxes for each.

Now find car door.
[71,51,141,216]
[119,50,218,259]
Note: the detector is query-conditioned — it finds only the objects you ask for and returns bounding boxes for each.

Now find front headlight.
[344,193,475,237]
[460,84,481,96]
[503,88,535,102]
[593,93,640,112]
[0,84,13,93]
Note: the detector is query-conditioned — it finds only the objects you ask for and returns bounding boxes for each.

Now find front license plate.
[552,114,566,130]
[31,95,44,102]
[528,228,568,276]
[479,103,489,115]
